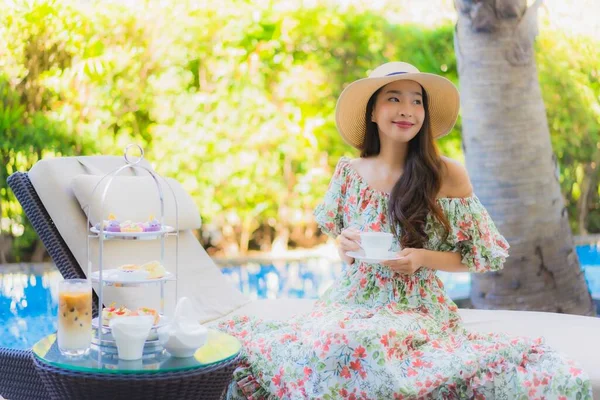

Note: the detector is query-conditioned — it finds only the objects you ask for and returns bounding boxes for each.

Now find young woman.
[217,62,591,399]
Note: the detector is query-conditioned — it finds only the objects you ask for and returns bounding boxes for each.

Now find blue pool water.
[1,245,599,350]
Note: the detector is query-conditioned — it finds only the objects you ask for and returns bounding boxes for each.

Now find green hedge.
[1,1,598,260]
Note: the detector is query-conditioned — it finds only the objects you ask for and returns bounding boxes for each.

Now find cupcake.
[116,264,150,281]
[95,213,120,231]
[144,215,161,232]
[105,219,121,232]
[119,264,140,272]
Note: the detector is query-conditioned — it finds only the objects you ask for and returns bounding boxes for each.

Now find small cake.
[141,260,166,279]
[144,215,161,232]
[116,264,149,280]
[94,213,121,232]
[120,220,144,233]
[119,264,140,272]
[136,307,160,325]
[105,219,122,232]
[102,304,131,326]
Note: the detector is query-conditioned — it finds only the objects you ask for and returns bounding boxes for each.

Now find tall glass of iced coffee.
[58,279,92,356]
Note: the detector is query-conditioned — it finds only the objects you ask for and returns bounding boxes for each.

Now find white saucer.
[346,251,402,263]
[91,269,174,284]
[93,315,168,329]
[90,226,175,238]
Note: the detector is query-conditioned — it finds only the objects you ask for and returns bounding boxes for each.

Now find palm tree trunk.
[454,0,595,315]
[31,238,47,262]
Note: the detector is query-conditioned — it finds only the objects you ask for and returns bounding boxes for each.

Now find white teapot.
[158,297,208,358]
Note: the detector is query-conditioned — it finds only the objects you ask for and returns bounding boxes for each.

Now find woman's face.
[371,80,425,144]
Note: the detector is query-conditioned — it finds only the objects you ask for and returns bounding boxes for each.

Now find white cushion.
[460,308,600,397]
[216,300,600,397]
[28,155,250,320]
[223,298,317,321]
[71,174,201,231]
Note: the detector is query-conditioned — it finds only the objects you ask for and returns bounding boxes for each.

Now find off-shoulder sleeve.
[436,195,510,273]
[313,158,350,238]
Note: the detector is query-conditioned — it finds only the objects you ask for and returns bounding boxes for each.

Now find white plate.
[90,226,175,238]
[91,269,174,284]
[346,251,402,263]
[93,315,168,329]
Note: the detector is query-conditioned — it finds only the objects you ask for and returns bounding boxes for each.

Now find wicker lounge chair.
[3,171,240,400]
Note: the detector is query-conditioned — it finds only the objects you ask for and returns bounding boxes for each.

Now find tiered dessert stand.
[85,144,179,353]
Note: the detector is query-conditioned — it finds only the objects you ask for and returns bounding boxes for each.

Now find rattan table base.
[33,353,240,400]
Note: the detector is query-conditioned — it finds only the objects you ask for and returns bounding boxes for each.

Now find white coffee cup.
[359,232,394,259]
[109,315,154,360]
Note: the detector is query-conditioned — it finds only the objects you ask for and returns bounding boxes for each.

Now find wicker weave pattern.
[33,353,240,400]
[0,348,49,400]
[2,172,96,400]
[6,172,99,312]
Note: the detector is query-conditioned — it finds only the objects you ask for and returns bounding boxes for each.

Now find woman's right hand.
[336,227,361,264]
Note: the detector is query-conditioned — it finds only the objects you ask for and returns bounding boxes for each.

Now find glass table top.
[32,329,241,374]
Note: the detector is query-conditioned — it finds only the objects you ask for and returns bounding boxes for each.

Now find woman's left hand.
[382,248,426,275]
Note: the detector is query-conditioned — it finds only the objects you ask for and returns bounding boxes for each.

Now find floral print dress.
[214,157,592,399]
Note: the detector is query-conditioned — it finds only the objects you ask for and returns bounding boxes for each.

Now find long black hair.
[362,86,450,248]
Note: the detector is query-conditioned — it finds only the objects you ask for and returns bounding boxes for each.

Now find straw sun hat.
[335,62,460,149]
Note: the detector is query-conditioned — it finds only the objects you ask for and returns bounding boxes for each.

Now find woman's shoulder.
[342,156,361,168]
[336,156,365,176]
[333,156,352,173]
[329,156,356,184]
[438,156,473,199]
[345,156,379,173]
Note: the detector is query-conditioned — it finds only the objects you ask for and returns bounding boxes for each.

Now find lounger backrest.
[28,156,250,322]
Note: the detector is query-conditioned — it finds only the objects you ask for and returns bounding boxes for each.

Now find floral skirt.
[213,302,592,400]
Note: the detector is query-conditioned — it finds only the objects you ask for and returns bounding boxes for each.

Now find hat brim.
[335,72,460,149]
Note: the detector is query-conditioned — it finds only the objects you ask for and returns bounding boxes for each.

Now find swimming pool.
[1,245,599,350]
